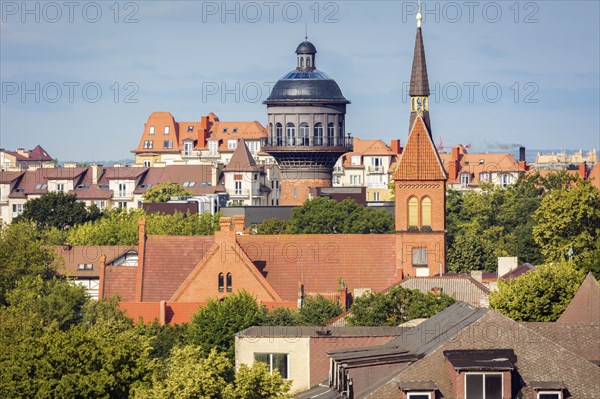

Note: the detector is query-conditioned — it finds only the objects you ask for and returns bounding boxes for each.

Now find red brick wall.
[309,336,396,387]
[167,302,205,325]
[394,181,445,231]
[280,178,331,206]
[119,302,161,324]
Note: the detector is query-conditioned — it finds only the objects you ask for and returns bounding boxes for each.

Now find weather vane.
[417,0,423,28]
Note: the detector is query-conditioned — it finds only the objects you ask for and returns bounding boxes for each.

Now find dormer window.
[228,140,237,150]
[232,128,238,133]
[351,155,361,166]
[187,125,194,133]
[164,126,170,135]
[538,393,562,399]
[149,126,155,134]
[460,173,471,187]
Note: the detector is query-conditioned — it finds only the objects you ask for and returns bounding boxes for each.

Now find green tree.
[298,294,343,326]
[0,221,56,304]
[15,191,102,230]
[0,279,150,398]
[347,285,455,326]
[143,182,192,203]
[533,180,600,277]
[186,291,264,361]
[489,261,585,321]
[260,306,300,326]
[233,361,292,399]
[136,321,188,360]
[68,208,220,246]
[256,218,291,235]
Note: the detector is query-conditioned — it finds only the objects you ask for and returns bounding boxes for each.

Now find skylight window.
[223,128,228,133]
[187,126,194,133]
[183,182,196,187]
[35,184,48,190]
[233,128,238,133]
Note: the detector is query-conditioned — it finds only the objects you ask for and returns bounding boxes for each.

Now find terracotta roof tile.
[238,235,398,302]
[393,116,446,181]
[0,171,24,184]
[133,165,220,195]
[104,267,137,301]
[140,235,215,302]
[52,245,135,278]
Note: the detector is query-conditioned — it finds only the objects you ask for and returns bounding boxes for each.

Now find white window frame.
[464,372,503,399]
[537,392,562,399]
[373,192,380,201]
[56,183,65,192]
[143,160,151,167]
[183,141,193,156]
[351,155,361,166]
[350,175,361,186]
[228,140,237,150]
[407,393,432,399]
[117,201,127,209]
[254,353,289,379]
[501,174,511,187]
[234,180,242,195]
[164,126,170,135]
[460,173,470,187]
[118,183,127,197]
[12,203,23,217]
[143,140,153,149]
[94,200,106,209]
[208,141,218,155]
[480,172,490,182]
[149,126,155,135]
[163,140,173,149]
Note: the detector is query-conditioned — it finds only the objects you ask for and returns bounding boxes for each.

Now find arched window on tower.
[275,123,283,146]
[421,197,432,231]
[226,273,232,292]
[299,123,310,146]
[408,197,418,230]
[300,57,305,67]
[314,123,324,146]
[286,123,296,146]
[327,122,335,146]
[218,273,224,292]
[306,57,311,67]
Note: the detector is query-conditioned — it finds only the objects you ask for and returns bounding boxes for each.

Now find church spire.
[409,0,432,135]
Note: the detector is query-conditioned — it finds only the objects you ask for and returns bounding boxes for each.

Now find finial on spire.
[305,22,308,41]
[417,0,422,28]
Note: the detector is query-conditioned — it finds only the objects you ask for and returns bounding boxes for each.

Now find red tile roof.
[133,165,222,196]
[238,235,398,302]
[140,236,215,302]
[52,245,135,278]
[393,116,446,181]
[104,267,137,301]
[0,171,24,184]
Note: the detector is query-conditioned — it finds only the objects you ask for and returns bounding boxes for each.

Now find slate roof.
[52,245,136,278]
[399,276,490,307]
[522,322,600,364]
[444,349,515,371]
[369,311,600,399]
[237,326,406,338]
[409,28,429,97]
[557,272,600,324]
[223,140,261,172]
[132,165,221,196]
[393,116,446,181]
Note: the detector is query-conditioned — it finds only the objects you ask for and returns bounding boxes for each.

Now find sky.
[1,0,599,162]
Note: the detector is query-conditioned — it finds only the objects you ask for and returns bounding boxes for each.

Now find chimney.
[338,287,349,311]
[91,164,103,184]
[16,148,27,157]
[135,217,147,302]
[497,257,518,278]
[519,147,527,170]
[233,215,245,235]
[470,270,483,283]
[390,140,403,155]
[578,163,587,179]
[451,146,460,160]
[98,254,107,299]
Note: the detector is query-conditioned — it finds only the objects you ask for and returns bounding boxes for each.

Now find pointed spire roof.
[223,139,261,172]
[409,27,430,97]
[393,115,446,181]
[558,272,600,324]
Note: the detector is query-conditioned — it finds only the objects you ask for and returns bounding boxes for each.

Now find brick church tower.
[394,7,447,278]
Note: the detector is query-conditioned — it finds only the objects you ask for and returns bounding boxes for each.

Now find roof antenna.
[417,0,423,28]
[305,22,308,41]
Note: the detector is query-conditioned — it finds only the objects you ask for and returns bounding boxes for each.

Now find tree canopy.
[14,192,103,230]
[489,261,585,321]
[143,182,192,203]
[67,208,220,245]
[347,285,455,326]
[257,197,394,235]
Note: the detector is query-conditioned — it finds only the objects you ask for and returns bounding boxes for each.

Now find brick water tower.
[262,38,353,205]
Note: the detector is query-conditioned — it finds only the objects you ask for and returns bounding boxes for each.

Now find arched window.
[275,123,283,146]
[327,122,335,146]
[408,197,418,228]
[300,57,305,67]
[226,273,232,292]
[306,57,311,67]
[421,197,432,228]
[299,123,310,146]
[218,273,224,292]
[314,123,324,146]
[286,123,296,146]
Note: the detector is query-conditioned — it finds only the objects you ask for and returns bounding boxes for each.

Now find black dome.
[296,41,317,54]
[264,70,349,104]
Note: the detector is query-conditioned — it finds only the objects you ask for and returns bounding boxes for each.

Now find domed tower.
[263,39,352,205]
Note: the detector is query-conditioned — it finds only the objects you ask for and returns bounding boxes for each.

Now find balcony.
[261,136,353,148]
[114,191,133,200]
[367,166,384,173]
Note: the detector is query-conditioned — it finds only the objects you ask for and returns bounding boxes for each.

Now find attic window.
[538,393,562,399]
[479,159,484,164]
[35,184,48,190]
[183,182,196,187]
[15,188,25,193]
[460,173,471,187]
[98,184,109,189]
[412,248,428,267]
[187,126,194,133]
[164,126,170,135]
[223,128,228,133]
[351,155,361,166]
[149,126,155,134]
[232,128,238,133]
[228,140,237,149]
[77,184,90,189]
[78,263,93,270]
[140,184,152,189]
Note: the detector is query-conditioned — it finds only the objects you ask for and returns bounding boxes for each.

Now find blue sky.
[1,1,599,161]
